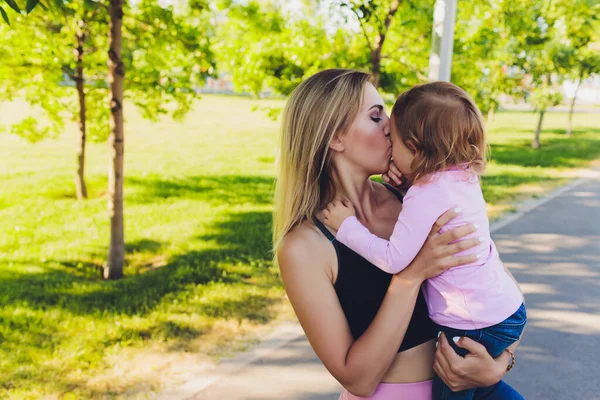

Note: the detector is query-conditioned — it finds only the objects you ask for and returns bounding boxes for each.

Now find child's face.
[389,123,414,175]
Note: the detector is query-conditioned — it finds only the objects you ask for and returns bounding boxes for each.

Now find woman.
[273,69,519,399]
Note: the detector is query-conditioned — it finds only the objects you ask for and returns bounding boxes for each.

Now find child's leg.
[433,304,527,400]
[432,373,476,400]
[474,381,524,400]
[478,303,527,358]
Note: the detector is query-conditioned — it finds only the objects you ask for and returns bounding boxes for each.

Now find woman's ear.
[329,134,345,152]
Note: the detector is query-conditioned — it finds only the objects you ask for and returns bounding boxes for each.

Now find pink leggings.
[339,380,433,400]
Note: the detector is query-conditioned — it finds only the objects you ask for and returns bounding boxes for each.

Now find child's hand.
[382,161,408,188]
[322,200,356,231]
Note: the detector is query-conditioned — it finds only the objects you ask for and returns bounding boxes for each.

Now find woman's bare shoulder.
[278,220,336,279]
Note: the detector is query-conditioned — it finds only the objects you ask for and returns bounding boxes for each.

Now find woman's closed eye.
[371,116,382,123]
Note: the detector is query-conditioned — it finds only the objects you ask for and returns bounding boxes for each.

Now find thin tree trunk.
[105,0,125,280]
[370,0,400,88]
[487,108,495,124]
[567,69,584,137]
[371,47,382,88]
[74,24,88,200]
[532,110,544,149]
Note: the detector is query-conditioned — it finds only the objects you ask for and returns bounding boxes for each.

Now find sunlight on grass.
[1,95,599,398]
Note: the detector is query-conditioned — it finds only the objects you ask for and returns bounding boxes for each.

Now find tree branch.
[348,5,373,53]
[383,0,401,34]
[61,66,76,80]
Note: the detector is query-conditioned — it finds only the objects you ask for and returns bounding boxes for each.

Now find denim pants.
[432,303,527,400]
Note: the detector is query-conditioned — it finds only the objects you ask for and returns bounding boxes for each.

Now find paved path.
[497,176,600,399]
[158,173,600,400]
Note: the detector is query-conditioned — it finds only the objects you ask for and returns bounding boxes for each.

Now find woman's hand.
[402,208,481,282]
[433,332,510,391]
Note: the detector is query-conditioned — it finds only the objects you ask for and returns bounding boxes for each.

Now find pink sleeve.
[336,183,452,274]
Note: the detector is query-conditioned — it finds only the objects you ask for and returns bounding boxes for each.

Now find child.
[322,82,526,400]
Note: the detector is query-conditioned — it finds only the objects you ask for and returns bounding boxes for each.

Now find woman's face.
[337,83,392,175]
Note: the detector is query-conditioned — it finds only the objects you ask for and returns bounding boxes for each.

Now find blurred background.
[1,0,599,398]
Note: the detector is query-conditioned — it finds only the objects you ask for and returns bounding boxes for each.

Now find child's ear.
[329,134,345,152]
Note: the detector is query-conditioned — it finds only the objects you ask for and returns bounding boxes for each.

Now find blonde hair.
[273,69,370,255]
[391,81,487,185]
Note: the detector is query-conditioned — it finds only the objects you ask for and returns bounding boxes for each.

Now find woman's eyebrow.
[368,104,384,111]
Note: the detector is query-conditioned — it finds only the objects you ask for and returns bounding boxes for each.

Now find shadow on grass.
[481,173,560,202]
[126,239,164,254]
[489,131,600,169]
[126,175,275,206]
[1,209,278,396]
[0,211,274,317]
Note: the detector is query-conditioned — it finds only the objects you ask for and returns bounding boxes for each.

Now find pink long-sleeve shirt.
[337,168,523,330]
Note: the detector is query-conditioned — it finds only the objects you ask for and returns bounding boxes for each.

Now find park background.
[1,0,599,398]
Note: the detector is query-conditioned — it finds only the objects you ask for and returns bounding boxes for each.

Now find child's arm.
[335,184,453,274]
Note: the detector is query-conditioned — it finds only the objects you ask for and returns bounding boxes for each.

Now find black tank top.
[314,184,438,352]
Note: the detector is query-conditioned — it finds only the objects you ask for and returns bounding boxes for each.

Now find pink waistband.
[339,380,432,400]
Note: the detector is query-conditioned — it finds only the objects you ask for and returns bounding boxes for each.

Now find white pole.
[428,0,457,82]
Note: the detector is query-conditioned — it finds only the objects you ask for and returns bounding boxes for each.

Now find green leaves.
[0,6,9,24]
[1,0,44,25]
[3,0,21,13]
[529,87,563,112]
[26,0,40,13]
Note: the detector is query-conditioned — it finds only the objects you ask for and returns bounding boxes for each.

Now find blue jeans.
[432,303,527,400]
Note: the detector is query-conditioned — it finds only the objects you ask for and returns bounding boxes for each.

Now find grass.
[1,95,599,399]
[482,112,600,217]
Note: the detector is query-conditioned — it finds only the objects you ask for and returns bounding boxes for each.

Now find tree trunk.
[371,47,382,88]
[74,25,88,200]
[370,0,400,88]
[567,69,584,137]
[487,108,495,124]
[105,0,125,280]
[532,110,544,149]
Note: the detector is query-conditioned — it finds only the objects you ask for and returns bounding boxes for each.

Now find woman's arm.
[433,332,521,392]
[279,210,480,397]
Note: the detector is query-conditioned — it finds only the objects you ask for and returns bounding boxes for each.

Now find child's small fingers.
[389,162,402,177]
[382,173,390,183]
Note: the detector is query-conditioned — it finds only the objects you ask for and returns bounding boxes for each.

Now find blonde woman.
[274,69,519,400]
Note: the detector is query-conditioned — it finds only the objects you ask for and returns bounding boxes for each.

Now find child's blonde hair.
[391,81,487,184]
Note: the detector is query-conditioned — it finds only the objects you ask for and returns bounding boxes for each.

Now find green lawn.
[1,95,599,399]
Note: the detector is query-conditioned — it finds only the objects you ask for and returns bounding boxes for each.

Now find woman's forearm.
[341,271,423,396]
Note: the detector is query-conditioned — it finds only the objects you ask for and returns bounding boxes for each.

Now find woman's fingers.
[430,208,463,235]
[435,333,465,391]
[438,332,464,366]
[453,336,487,356]
[446,254,479,268]
[435,223,478,245]
[443,237,482,258]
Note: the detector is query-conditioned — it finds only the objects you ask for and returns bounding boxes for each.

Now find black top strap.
[383,182,404,202]
[313,217,336,242]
